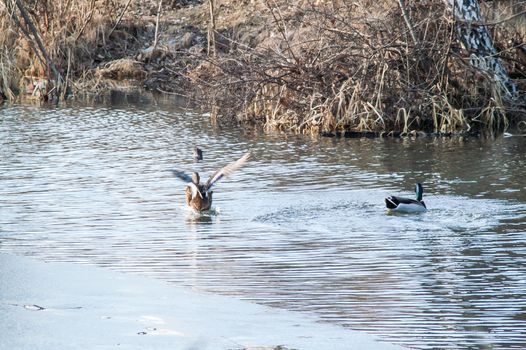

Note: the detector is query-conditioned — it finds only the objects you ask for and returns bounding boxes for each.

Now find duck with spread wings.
[172,152,250,211]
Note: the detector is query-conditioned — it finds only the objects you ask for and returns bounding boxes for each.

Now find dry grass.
[95,58,147,80]
[187,0,525,134]
[0,45,18,99]
[0,0,147,99]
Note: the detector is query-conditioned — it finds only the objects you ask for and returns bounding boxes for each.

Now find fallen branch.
[108,0,132,38]
[397,0,418,45]
[75,0,96,41]
[153,0,163,51]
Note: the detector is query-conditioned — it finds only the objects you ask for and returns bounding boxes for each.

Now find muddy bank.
[0,0,525,134]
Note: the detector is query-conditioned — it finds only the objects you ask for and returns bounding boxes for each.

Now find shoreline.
[0,1,524,135]
[0,252,406,350]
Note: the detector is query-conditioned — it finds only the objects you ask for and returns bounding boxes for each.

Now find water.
[1,101,525,349]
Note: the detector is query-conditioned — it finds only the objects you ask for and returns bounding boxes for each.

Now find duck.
[385,183,427,212]
[193,146,203,161]
[171,152,250,211]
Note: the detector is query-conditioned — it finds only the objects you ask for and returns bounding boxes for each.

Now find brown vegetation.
[0,0,524,135]
[187,0,526,135]
[0,0,149,100]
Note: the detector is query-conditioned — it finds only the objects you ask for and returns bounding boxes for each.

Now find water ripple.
[1,104,526,350]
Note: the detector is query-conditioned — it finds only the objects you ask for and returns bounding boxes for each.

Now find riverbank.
[0,252,406,350]
[0,1,525,134]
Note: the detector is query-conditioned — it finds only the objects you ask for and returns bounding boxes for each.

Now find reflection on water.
[1,103,526,350]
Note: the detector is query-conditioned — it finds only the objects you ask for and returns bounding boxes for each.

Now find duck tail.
[385,196,398,209]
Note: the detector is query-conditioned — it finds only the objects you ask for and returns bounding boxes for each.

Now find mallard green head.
[415,183,424,201]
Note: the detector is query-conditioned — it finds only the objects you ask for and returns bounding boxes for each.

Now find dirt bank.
[0,0,525,134]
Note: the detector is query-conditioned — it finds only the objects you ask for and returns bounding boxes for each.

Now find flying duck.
[172,152,250,211]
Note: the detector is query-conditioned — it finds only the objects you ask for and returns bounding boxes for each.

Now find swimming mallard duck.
[385,183,427,212]
[172,152,250,211]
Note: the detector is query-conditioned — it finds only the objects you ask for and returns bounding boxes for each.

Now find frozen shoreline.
[0,252,405,350]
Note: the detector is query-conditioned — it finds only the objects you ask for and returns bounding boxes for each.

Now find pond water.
[1,98,525,350]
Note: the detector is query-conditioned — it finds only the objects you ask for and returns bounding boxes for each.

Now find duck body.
[185,180,213,211]
[385,183,427,213]
[385,195,427,212]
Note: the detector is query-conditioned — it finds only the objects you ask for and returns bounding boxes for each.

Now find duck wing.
[385,196,400,209]
[171,170,193,183]
[172,170,204,199]
[390,196,420,205]
[204,152,251,191]
[188,182,204,199]
[385,195,427,211]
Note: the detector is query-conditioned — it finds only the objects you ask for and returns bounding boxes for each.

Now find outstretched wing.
[205,152,251,190]
[171,170,193,183]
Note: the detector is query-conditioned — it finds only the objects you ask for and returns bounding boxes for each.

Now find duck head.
[191,172,200,185]
[415,183,424,201]
[193,147,203,161]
